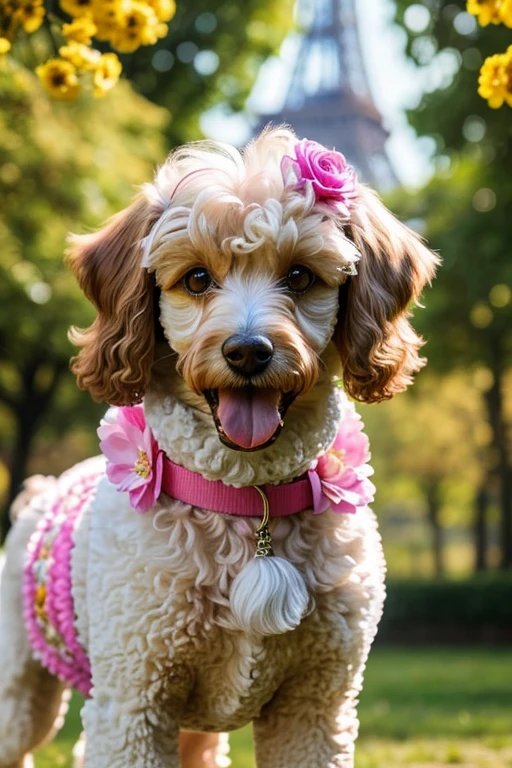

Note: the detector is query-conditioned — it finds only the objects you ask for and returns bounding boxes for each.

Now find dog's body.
[0,129,437,768]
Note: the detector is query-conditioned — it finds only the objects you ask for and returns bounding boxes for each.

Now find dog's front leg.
[81,597,189,768]
[253,662,361,768]
[80,487,187,768]
[82,687,180,768]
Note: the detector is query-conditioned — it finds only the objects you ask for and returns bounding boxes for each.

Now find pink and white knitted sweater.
[22,459,104,696]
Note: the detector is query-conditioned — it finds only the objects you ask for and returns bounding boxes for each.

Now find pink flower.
[281,139,358,218]
[97,405,163,514]
[308,402,375,515]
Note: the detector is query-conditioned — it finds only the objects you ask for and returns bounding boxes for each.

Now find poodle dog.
[0,127,438,768]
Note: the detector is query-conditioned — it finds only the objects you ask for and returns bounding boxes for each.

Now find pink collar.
[161,458,313,518]
[97,404,375,518]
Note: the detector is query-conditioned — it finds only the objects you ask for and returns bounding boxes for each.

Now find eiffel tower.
[257,0,397,189]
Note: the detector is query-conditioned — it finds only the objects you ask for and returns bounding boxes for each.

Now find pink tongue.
[217,388,282,449]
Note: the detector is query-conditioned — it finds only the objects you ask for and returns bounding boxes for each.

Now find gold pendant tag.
[253,486,273,558]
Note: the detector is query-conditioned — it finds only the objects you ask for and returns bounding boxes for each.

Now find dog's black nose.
[222,334,274,376]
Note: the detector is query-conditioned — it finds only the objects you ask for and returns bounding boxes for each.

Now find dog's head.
[68,128,438,452]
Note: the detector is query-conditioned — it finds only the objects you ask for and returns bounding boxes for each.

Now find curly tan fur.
[334,186,440,403]
[67,196,160,406]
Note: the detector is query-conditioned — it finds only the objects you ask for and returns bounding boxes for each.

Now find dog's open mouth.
[203,388,295,452]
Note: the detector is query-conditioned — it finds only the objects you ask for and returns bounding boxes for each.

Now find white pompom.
[230,555,311,636]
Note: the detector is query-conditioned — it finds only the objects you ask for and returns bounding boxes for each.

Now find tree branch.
[0,383,18,410]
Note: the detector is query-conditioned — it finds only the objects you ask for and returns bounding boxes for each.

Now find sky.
[201,0,439,189]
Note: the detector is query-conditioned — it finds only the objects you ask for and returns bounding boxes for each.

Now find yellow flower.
[13,0,45,34]
[92,2,126,22]
[60,42,101,69]
[467,0,501,25]
[478,50,512,108]
[92,0,128,42]
[36,58,81,100]
[92,51,122,96]
[59,0,94,18]
[146,0,175,22]
[62,17,97,44]
[499,0,512,26]
[0,38,11,54]
[110,1,166,52]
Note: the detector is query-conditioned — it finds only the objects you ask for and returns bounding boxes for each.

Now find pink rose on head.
[281,139,358,218]
[98,405,163,514]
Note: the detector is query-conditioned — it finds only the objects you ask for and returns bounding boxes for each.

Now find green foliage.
[124,0,295,145]
[391,3,512,373]
[382,575,512,631]
[0,62,167,511]
[389,160,512,374]
[391,2,512,569]
[0,63,166,366]
[359,370,491,575]
[393,0,512,157]
[363,371,487,495]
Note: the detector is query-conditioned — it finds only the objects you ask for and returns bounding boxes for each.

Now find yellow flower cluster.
[36,49,122,100]
[35,0,175,98]
[1,0,176,98]
[467,0,512,27]
[467,1,512,107]
[0,0,45,54]
[59,0,175,53]
[478,46,512,107]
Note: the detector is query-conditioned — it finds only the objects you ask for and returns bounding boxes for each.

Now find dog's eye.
[183,268,213,295]
[286,266,315,294]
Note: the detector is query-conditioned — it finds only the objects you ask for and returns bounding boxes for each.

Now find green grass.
[36,647,512,767]
[358,647,512,740]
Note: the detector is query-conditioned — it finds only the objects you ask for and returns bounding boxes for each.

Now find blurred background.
[1,0,511,766]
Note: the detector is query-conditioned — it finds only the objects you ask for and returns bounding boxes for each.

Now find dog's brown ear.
[67,195,160,406]
[334,187,439,404]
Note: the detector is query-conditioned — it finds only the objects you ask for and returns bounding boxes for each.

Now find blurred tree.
[363,371,488,577]
[3,0,295,144]
[122,0,294,145]
[0,64,167,540]
[394,0,512,150]
[393,0,512,569]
